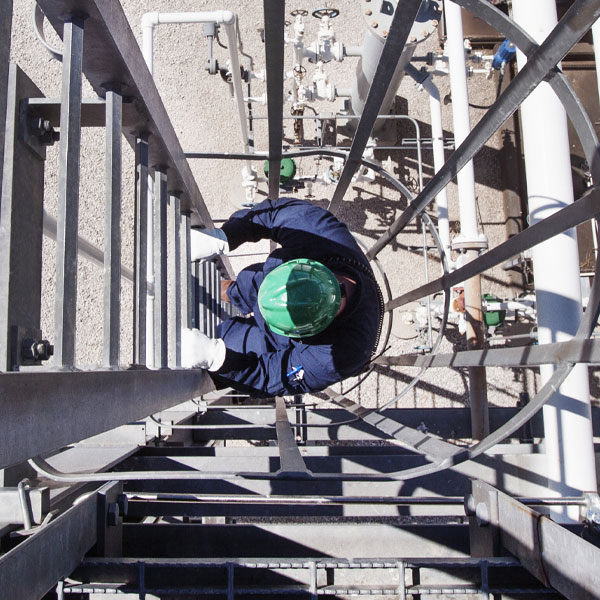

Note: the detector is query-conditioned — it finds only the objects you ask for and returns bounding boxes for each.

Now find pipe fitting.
[141,11,159,29]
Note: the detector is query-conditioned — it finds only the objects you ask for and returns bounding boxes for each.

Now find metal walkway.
[1,1,600,599]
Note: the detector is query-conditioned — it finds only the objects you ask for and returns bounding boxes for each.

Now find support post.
[103,83,122,368]
[153,168,168,368]
[180,212,192,329]
[134,133,149,365]
[54,14,85,368]
[0,66,45,372]
[169,193,182,367]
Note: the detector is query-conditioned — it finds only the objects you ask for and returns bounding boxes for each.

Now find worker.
[182,197,383,397]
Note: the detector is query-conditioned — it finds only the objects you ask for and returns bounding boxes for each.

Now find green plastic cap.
[258,259,341,338]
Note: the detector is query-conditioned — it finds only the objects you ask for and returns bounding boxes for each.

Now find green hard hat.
[258,259,341,338]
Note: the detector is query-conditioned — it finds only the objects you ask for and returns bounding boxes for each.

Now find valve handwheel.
[293,65,307,76]
[312,8,340,19]
[291,9,309,17]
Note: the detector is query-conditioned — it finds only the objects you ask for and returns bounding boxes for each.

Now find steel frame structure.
[1,0,600,598]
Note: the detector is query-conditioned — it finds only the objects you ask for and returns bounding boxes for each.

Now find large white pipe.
[418,74,451,257]
[444,1,485,245]
[513,0,597,522]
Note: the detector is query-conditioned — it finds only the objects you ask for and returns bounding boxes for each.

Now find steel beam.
[0,66,46,372]
[275,398,309,476]
[376,337,600,369]
[367,0,600,259]
[263,0,285,199]
[169,194,182,367]
[328,0,423,214]
[103,84,122,368]
[133,133,149,365]
[123,523,471,559]
[153,168,168,368]
[54,14,85,368]
[470,481,600,599]
[0,368,213,469]
[24,97,136,129]
[0,483,113,600]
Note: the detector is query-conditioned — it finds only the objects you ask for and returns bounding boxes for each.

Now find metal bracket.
[19,99,58,160]
[95,482,125,558]
[0,483,49,525]
[10,325,53,370]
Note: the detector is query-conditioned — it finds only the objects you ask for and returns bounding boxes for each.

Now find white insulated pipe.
[444,1,485,245]
[418,75,451,257]
[513,0,597,522]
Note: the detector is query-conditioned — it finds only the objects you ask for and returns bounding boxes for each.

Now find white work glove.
[181,328,226,372]
[190,228,229,261]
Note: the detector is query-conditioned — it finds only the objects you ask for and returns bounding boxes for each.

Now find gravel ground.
[9,0,540,413]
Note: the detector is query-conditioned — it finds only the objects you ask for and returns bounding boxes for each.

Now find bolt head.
[382,30,388,38]
[365,9,372,15]
[371,21,378,28]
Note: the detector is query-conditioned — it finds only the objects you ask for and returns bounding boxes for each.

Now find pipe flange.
[362,0,442,43]
[451,240,489,251]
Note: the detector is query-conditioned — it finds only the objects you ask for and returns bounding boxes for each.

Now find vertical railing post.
[169,193,182,367]
[134,133,149,365]
[103,83,122,368]
[54,13,85,368]
[180,212,192,329]
[153,168,168,368]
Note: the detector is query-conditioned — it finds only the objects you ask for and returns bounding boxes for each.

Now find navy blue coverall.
[213,197,382,397]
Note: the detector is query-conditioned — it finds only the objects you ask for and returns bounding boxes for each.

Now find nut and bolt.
[28,117,52,136]
[371,21,378,28]
[382,30,388,38]
[21,338,54,362]
[365,9,372,15]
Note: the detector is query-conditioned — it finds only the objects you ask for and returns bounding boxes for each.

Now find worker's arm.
[220,197,360,256]
[213,344,340,397]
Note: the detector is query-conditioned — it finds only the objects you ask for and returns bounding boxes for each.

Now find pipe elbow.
[219,10,236,26]
[141,11,159,29]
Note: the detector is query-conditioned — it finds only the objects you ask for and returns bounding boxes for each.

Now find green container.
[482,293,506,327]
[264,157,297,184]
